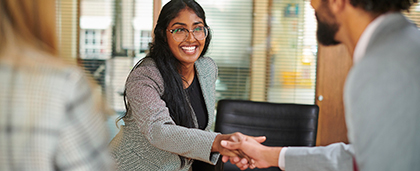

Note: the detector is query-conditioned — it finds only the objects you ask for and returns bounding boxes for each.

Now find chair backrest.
[215,99,319,171]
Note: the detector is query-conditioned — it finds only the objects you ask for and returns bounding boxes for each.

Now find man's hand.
[220,132,282,170]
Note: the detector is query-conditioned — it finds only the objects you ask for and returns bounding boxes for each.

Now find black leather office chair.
[215,99,319,171]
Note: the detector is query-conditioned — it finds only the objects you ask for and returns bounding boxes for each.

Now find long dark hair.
[120,0,212,168]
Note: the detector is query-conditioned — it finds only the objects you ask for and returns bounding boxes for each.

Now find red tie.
[353,157,359,171]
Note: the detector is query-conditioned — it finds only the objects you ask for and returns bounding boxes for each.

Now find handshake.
[214,132,283,170]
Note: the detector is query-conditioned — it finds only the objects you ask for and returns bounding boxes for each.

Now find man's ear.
[329,0,346,14]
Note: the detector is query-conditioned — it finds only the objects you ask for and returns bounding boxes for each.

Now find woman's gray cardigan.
[109,57,220,171]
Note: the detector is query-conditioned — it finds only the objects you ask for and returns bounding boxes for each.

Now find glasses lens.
[172,28,187,42]
[193,27,207,40]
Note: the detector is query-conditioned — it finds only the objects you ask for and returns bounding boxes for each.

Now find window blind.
[194,0,254,102]
[57,0,154,137]
[76,0,154,115]
[190,0,318,104]
[56,0,79,65]
[405,3,420,26]
[266,0,317,104]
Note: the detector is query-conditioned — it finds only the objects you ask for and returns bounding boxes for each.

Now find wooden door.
[315,44,352,146]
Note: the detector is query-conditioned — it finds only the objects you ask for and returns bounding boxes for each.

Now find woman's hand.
[211,132,266,160]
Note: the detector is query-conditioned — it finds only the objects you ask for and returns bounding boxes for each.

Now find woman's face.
[166,8,206,67]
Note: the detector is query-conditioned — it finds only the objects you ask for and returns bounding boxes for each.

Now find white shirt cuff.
[278,147,288,170]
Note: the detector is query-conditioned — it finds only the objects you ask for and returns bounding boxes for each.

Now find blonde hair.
[0,0,58,57]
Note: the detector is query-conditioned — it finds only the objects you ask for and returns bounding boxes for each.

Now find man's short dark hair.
[349,0,418,13]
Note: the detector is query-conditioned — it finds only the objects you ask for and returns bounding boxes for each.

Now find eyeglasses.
[167,26,208,42]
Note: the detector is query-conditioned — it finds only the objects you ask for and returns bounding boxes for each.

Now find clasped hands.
[214,132,282,170]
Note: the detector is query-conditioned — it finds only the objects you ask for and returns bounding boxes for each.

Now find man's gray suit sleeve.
[285,142,354,171]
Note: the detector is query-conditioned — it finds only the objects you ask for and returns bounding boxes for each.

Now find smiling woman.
[108,0,259,170]
[165,8,208,84]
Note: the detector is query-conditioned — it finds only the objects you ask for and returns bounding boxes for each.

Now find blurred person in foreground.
[108,0,264,170]
[221,0,420,170]
[0,0,114,170]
